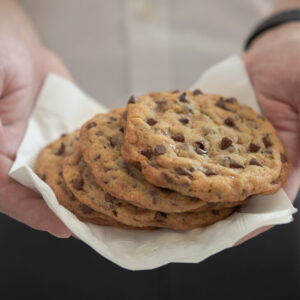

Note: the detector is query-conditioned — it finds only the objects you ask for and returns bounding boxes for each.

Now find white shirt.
[22,0,276,107]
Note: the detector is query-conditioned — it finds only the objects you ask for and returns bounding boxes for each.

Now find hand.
[0,1,72,238]
[237,23,300,245]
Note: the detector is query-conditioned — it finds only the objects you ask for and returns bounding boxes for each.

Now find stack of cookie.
[35,90,290,231]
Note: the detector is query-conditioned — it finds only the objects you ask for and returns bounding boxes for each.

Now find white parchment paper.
[9,55,297,270]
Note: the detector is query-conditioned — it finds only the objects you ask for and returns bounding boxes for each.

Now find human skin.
[0,0,72,238]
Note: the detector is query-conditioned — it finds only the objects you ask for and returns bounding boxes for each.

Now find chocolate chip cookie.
[122,91,290,202]
[34,131,143,229]
[62,149,235,230]
[80,108,245,212]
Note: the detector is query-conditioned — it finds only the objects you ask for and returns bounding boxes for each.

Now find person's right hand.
[0,0,72,238]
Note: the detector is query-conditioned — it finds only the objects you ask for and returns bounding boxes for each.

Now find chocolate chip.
[225,97,237,103]
[175,167,193,178]
[280,153,287,163]
[96,131,104,136]
[141,148,152,159]
[171,89,180,93]
[109,137,119,147]
[249,158,263,167]
[178,118,189,125]
[87,122,97,130]
[123,111,128,121]
[146,118,158,126]
[249,143,260,153]
[155,212,167,222]
[149,190,158,204]
[120,127,124,133]
[193,89,203,96]
[215,97,231,111]
[195,140,206,150]
[41,174,47,181]
[155,144,166,155]
[56,142,65,155]
[224,117,235,127]
[220,137,232,150]
[204,168,217,176]
[156,100,167,106]
[72,178,84,190]
[171,133,185,143]
[128,95,138,104]
[196,147,208,155]
[179,92,188,103]
[229,159,244,169]
[80,204,93,214]
[162,172,174,184]
[94,154,101,161]
[104,193,117,204]
[263,136,272,148]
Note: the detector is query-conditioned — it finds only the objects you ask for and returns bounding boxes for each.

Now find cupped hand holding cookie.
[0,0,72,238]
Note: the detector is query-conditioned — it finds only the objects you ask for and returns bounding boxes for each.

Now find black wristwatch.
[245,9,300,50]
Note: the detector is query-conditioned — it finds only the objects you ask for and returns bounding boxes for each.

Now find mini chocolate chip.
[147,118,158,126]
[229,159,244,169]
[171,89,180,93]
[204,168,217,176]
[162,172,174,184]
[188,108,194,114]
[123,111,128,121]
[56,142,65,155]
[105,193,117,204]
[178,118,189,125]
[120,127,124,133]
[193,89,203,96]
[215,97,231,111]
[149,190,158,204]
[110,116,117,121]
[175,167,193,178]
[224,117,235,127]
[72,178,84,190]
[128,95,138,104]
[113,210,118,216]
[263,136,272,148]
[87,122,97,130]
[280,153,287,163]
[225,97,237,103]
[179,92,188,103]
[155,144,166,155]
[156,100,167,106]
[110,137,119,147]
[249,143,260,153]
[80,204,93,214]
[249,158,263,167]
[220,137,232,150]
[155,212,167,222]
[171,133,185,142]
[195,140,206,150]
[41,174,47,181]
[263,149,273,155]
[94,154,101,161]
[196,147,208,155]
[96,131,104,136]
[141,148,152,159]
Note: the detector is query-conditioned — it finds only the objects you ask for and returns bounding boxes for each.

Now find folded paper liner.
[9,55,297,270]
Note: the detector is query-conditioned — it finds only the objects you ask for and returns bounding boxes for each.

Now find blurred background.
[1,0,299,299]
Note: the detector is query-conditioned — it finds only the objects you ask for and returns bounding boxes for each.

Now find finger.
[0,154,72,238]
[234,225,273,246]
